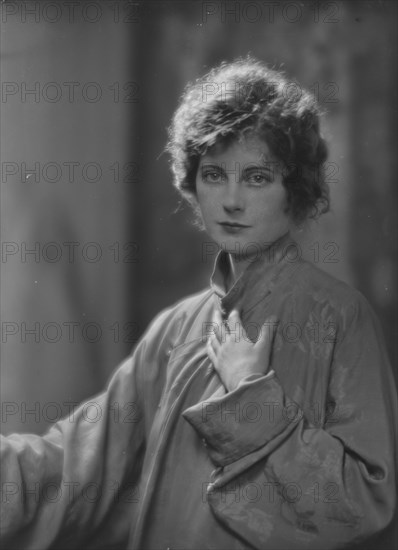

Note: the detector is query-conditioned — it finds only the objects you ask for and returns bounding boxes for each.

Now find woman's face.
[195,134,292,259]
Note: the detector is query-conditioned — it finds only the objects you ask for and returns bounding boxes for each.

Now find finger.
[228,309,240,323]
[226,309,241,341]
[212,309,223,343]
[255,315,279,349]
[208,332,221,353]
[214,309,229,343]
[206,338,218,369]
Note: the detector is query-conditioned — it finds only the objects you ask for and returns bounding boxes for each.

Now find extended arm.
[0,306,176,550]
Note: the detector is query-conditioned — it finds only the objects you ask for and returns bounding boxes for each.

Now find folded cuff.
[182,372,299,466]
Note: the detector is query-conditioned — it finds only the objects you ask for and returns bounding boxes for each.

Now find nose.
[222,183,244,213]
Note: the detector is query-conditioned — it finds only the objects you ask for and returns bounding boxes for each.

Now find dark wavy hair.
[166,56,330,225]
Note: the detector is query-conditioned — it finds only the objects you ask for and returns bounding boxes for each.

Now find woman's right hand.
[206,309,278,391]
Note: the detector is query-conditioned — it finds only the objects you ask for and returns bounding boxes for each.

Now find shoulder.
[128,287,213,384]
[292,259,372,317]
[140,286,213,347]
[289,260,389,360]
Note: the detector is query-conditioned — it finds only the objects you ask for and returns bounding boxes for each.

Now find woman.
[1,57,396,550]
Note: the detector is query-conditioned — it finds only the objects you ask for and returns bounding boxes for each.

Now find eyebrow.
[199,163,277,173]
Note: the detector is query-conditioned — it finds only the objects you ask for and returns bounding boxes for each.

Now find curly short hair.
[166,56,330,224]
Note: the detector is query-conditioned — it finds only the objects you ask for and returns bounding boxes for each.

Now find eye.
[202,170,225,184]
[246,172,272,186]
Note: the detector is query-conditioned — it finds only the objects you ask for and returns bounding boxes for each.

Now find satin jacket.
[1,233,396,550]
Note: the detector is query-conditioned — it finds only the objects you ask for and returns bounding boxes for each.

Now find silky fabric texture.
[1,233,396,550]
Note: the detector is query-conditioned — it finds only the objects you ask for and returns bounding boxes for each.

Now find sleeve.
[0,307,174,550]
[182,297,397,549]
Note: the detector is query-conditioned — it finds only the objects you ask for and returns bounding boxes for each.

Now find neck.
[225,231,291,289]
[225,254,251,290]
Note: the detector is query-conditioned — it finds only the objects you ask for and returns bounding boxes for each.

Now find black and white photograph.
[1,1,397,549]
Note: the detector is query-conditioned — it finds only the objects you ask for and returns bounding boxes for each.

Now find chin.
[217,237,254,256]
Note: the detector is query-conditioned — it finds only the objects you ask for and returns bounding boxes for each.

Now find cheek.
[196,186,220,216]
[195,181,206,204]
[253,187,288,221]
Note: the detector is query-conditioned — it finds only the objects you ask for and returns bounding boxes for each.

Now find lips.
[218,222,250,228]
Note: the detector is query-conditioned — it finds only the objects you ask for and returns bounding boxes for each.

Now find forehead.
[198,134,275,166]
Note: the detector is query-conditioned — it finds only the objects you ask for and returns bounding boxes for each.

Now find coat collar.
[210,232,300,319]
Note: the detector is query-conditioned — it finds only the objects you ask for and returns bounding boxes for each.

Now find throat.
[225,254,249,292]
